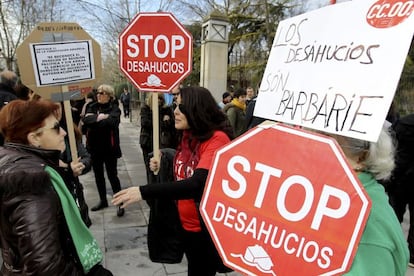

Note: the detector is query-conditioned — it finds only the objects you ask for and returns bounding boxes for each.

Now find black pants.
[182,229,230,276]
[92,155,121,203]
[388,174,414,260]
[123,104,130,117]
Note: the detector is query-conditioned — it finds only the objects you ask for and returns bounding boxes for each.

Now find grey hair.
[97,84,115,100]
[0,70,18,88]
[342,125,395,180]
[366,126,395,180]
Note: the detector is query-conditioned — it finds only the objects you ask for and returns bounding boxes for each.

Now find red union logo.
[200,123,371,276]
[366,0,414,28]
[119,12,193,92]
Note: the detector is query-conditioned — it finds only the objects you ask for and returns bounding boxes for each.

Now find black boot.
[117,205,125,217]
[91,201,108,211]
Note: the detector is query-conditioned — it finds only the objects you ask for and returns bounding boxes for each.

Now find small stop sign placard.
[119,12,193,92]
[200,123,371,276]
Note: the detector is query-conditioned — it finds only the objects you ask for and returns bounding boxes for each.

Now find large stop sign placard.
[119,12,193,92]
[200,123,371,276]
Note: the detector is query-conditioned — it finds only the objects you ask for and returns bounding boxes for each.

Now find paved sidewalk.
[83,116,414,276]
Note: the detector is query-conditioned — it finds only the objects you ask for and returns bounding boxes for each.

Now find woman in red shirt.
[113,86,233,275]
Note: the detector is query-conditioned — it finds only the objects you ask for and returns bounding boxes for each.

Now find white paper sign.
[30,40,95,86]
[255,0,414,142]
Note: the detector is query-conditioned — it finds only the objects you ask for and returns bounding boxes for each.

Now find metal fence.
[228,51,414,116]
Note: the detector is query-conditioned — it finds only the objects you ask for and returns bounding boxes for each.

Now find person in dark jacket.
[223,88,247,137]
[0,69,18,145]
[245,95,266,130]
[146,148,183,263]
[0,69,18,108]
[14,83,33,100]
[387,113,414,266]
[58,105,93,227]
[140,92,177,183]
[0,99,112,275]
[82,84,124,217]
[119,87,131,118]
[113,87,234,276]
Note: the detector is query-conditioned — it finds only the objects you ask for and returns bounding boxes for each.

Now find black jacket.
[147,148,184,263]
[0,84,17,145]
[120,92,130,105]
[82,101,122,158]
[245,96,266,130]
[140,104,178,151]
[0,84,17,109]
[393,114,414,177]
[0,143,83,275]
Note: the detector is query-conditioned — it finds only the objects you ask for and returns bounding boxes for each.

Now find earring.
[354,165,364,172]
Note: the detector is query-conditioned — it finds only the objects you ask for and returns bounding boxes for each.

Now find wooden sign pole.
[152,93,160,175]
[62,85,79,163]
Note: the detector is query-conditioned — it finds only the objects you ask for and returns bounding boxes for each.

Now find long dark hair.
[179,86,234,141]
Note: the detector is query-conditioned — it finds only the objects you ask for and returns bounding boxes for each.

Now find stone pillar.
[200,12,230,103]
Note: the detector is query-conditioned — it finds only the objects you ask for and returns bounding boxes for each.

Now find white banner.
[255,0,414,142]
[30,40,95,86]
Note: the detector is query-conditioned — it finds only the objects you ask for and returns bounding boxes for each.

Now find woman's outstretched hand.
[112,187,142,208]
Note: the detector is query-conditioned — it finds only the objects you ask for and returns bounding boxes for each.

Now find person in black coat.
[245,95,266,130]
[0,69,18,145]
[387,113,414,266]
[120,88,131,118]
[140,92,177,184]
[58,105,93,227]
[0,69,18,108]
[82,84,124,217]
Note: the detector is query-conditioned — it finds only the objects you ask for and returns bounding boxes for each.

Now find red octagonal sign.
[200,123,371,276]
[119,12,192,92]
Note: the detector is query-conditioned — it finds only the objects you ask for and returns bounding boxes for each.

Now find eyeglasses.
[97,91,107,96]
[171,92,180,97]
[172,103,186,114]
[36,122,61,135]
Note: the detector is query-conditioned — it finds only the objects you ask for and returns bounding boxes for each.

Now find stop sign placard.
[200,123,371,276]
[119,12,193,92]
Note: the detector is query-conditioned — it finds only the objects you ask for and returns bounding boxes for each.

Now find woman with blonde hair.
[82,84,124,217]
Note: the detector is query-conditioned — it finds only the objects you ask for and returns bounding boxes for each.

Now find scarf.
[45,166,103,273]
[231,98,246,111]
[174,130,200,179]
